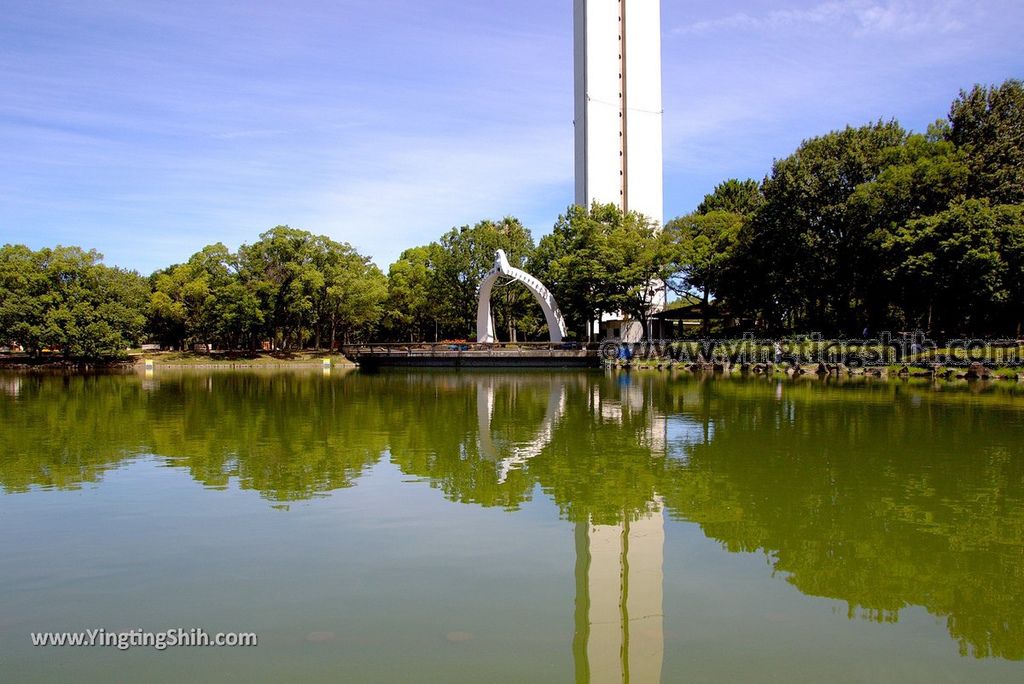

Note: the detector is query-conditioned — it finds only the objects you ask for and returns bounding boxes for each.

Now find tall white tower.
[574,0,664,224]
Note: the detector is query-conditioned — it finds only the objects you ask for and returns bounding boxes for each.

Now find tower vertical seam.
[619,0,629,213]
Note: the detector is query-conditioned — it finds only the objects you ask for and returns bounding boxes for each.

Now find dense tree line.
[692,79,1024,337]
[383,209,674,341]
[383,218,537,342]
[0,245,149,358]
[386,80,1024,341]
[1,227,386,357]
[148,226,386,351]
[2,80,1021,355]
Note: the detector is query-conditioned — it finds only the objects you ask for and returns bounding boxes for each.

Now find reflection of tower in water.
[574,502,664,684]
[579,375,666,682]
[473,375,665,682]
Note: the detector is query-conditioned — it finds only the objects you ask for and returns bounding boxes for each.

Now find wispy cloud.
[676,0,964,37]
[0,0,574,272]
[288,124,573,267]
[1,0,1020,271]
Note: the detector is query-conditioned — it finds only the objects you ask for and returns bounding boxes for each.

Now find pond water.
[1,369,1023,683]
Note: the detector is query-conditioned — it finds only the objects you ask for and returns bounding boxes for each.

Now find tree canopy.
[696,79,1024,337]
[3,79,1023,352]
[0,245,148,358]
[532,203,676,340]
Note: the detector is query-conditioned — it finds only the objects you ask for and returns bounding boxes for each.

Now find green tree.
[0,245,148,358]
[149,264,215,349]
[238,227,327,350]
[212,280,264,350]
[999,206,1024,336]
[322,250,387,345]
[430,218,536,340]
[948,79,1024,204]
[42,247,149,358]
[533,205,619,340]
[0,244,44,353]
[724,121,908,332]
[845,133,972,329]
[666,211,744,334]
[883,199,1014,334]
[534,204,672,340]
[604,208,677,339]
[149,243,259,350]
[697,178,763,216]
[147,229,384,351]
[385,245,444,342]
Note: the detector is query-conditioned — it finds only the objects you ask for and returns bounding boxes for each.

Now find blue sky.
[2,0,1022,274]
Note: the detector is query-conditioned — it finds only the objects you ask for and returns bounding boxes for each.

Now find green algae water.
[1,369,1023,683]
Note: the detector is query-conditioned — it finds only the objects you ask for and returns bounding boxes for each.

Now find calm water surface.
[1,369,1023,683]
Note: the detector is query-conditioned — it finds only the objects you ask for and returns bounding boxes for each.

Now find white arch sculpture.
[476,250,569,343]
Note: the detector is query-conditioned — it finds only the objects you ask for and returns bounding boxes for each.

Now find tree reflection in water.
[1,370,1022,662]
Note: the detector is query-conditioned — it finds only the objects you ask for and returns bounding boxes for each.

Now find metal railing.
[340,341,593,358]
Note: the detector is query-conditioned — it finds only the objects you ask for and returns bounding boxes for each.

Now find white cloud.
[676,1,964,38]
[307,124,573,268]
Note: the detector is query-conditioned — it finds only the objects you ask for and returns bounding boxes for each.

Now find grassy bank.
[134,350,355,368]
[0,350,356,369]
